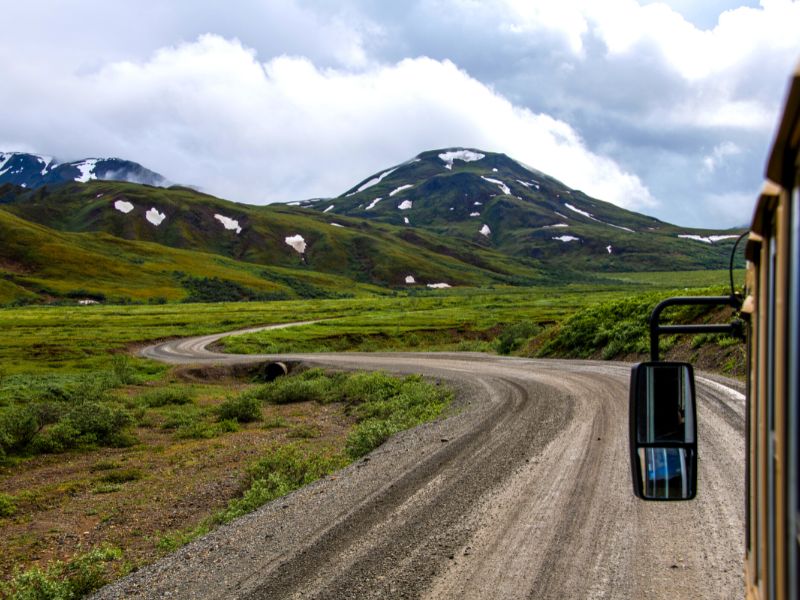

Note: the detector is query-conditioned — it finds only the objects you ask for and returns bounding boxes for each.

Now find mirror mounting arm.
[649,295,743,362]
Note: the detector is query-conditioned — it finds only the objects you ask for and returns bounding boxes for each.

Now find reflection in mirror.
[629,362,697,501]
[636,364,695,444]
[638,447,696,499]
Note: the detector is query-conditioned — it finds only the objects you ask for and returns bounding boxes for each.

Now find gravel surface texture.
[92,331,745,599]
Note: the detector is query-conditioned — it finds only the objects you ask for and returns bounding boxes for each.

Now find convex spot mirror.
[629,362,697,500]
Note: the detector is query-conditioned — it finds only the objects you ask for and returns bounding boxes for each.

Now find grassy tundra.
[0,273,739,596]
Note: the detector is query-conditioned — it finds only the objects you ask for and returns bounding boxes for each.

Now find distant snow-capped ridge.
[0,152,169,189]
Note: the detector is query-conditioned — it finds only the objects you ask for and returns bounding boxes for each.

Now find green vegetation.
[213,444,346,526]
[533,287,746,375]
[0,277,743,592]
[0,546,122,599]
[239,368,453,458]
[0,493,16,518]
[153,369,451,553]
[215,394,262,423]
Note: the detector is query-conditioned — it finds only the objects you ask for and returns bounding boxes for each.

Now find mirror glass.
[636,363,695,444]
[638,447,695,499]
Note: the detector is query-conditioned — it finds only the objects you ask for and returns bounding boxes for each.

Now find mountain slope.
[302,148,742,271]
[0,206,392,305]
[0,152,167,189]
[0,180,549,302]
[0,147,745,305]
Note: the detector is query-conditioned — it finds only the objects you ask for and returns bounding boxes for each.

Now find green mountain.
[301,148,743,272]
[0,204,390,305]
[0,180,548,305]
[0,147,744,305]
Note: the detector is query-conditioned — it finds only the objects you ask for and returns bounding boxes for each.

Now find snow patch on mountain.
[404,217,410,224]
[516,179,540,190]
[481,176,511,195]
[146,208,166,226]
[390,184,414,197]
[470,212,480,217]
[398,200,413,210]
[37,155,55,175]
[0,153,12,173]
[678,234,739,244]
[564,203,596,220]
[480,224,491,237]
[353,167,398,194]
[607,222,635,233]
[114,200,134,214]
[427,283,451,289]
[214,214,242,234]
[544,223,569,228]
[75,159,99,183]
[607,245,613,254]
[365,197,382,210]
[405,275,416,284]
[553,235,579,242]
[438,150,484,170]
[565,202,634,232]
[330,222,344,227]
[285,234,306,254]
[323,205,334,213]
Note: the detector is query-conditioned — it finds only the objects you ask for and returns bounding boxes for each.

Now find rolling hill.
[0,179,551,304]
[0,147,744,305]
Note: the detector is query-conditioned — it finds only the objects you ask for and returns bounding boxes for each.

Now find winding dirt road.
[95,325,745,599]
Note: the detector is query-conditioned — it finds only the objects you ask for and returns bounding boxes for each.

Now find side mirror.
[629,362,697,500]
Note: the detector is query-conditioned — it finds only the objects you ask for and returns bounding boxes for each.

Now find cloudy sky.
[2,0,799,228]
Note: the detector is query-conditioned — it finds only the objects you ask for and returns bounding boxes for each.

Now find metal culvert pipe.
[261,361,288,381]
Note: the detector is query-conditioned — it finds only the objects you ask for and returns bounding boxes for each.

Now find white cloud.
[1,1,796,228]
[702,141,741,173]
[1,34,657,211]
[501,0,800,81]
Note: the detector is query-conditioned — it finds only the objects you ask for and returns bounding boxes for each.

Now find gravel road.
[93,327,745,599]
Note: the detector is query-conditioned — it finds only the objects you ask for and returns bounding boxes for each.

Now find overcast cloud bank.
[1,0,798,227]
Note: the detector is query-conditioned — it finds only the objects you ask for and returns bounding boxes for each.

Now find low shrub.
[0,545,122,599]
[160,406,204,430]
[493,322,541,355]
[253,369,342,405]
[63,402,134,447]
[175,421,218,440]
[345,419,395,459]
[137,387,194,407]
[30,402,135,454]
[343,373,452,459]
[0,492,16,518]
[216,394,262,423]
[110,355,138,386]
[214,445,346,524]
[0,405,40,453]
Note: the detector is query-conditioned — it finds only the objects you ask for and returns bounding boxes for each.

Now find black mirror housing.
[629,362,698,500]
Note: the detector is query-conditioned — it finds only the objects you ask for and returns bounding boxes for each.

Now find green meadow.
[0,271,741,595]
[0,270,738,374]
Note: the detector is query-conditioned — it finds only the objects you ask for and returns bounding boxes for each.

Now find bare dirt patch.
[0,381,354,583]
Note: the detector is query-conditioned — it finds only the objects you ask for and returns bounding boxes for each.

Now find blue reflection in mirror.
[639,447,695,499]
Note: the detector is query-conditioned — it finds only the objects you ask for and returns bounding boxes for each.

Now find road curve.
[95,326,745,599]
